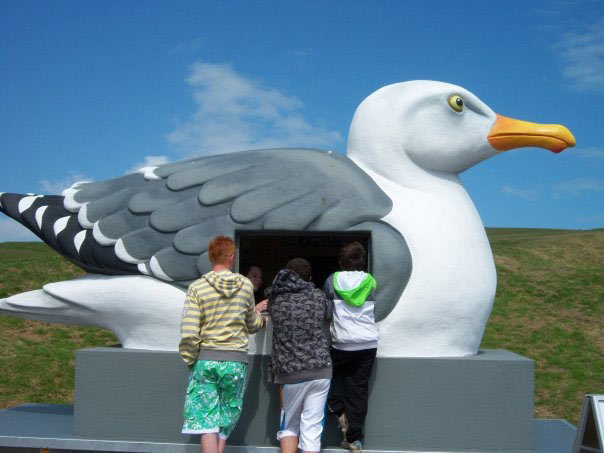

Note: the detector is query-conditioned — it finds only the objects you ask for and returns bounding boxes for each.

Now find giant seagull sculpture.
[0,81,575,357]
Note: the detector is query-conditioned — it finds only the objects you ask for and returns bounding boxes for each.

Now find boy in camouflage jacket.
[266,258,332,453]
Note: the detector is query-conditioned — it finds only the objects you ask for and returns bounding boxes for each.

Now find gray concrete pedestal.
[72,348,534,451]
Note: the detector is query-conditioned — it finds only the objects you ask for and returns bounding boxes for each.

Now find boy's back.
[323,270,379,350]
[267,268,332,382]
[267,258,332,452]
[322,241,378,453]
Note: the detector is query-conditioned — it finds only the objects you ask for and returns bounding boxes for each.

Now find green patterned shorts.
[182,360,248,438]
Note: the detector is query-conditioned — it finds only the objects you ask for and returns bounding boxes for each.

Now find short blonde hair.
[208,236,236,265]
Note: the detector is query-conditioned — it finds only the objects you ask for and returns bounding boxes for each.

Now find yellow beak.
[487,114,576,153]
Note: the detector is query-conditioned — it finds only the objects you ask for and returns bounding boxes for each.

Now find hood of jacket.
[334,271,376,307]
[266,269,314,298]
[203,270,245,298]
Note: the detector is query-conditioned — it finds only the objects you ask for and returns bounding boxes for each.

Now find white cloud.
[0,219,40,242]
[553,177,604,197]
[126,155,171,174]
[555,17,604,93]
[167,61,343,157]
[500,185,541,201]
[39,172,92,195]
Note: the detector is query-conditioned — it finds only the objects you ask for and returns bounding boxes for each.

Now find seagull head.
[348,80,575,181]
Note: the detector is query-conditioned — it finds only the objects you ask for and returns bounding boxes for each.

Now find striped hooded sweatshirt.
[323,271,379,351]
[179,269,266,367]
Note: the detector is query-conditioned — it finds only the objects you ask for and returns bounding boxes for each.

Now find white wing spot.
[18,195,41,213]
[53,216,71,237]
[74,230,87,254]
[62,181,90,213]
[77,204,94,229]
[142,166,163,181]
[35,205,48,230]
[115,238,147,264]
[93,221,117,246]
[150,256,174,282]
[137,263,151,275]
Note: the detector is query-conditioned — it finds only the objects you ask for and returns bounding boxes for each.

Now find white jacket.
[323,271,379,351]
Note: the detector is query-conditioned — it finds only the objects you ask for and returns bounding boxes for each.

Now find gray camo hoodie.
[266,269,332,384]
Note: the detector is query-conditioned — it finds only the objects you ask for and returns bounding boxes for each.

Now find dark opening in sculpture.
[237,231,371,287]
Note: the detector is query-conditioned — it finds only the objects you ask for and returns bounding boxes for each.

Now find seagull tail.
[1,274,185,351]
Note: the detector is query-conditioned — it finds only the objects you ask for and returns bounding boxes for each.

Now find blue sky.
[1,0,603,241]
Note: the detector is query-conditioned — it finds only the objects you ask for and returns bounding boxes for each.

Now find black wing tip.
[0,193,27,219]
[0,192,64,218]
[0,191,143,276]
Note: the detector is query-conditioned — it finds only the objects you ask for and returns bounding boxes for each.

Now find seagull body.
[0,81,575,357]
[360,166,495,356]
[348,81,500,355]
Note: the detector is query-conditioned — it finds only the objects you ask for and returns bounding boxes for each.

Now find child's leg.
[277,385,300,452]
[299,379,331,453]
[342,348,376,443]
[327,347,348,416]
[218,437,227,453]
[215,361,248,441]
[280,435,298,453]
[201,433,219,453]
[278,383,303,448]
[182,361,221,436]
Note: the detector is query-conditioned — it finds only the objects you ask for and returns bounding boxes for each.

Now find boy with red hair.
[179,236,267,453]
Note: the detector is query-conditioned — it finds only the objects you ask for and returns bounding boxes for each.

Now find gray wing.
[117,148,397,281]
[0,148,410,319]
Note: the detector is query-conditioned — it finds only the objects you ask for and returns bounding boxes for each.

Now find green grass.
[481,228,603,423]
[0,242,117,408]
[1,231,602,424]
[0,242,85,298]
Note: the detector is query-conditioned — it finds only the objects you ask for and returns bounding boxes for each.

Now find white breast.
[361,167,497,357]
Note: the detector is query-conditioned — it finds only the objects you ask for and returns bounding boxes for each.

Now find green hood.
[333,272,376,307]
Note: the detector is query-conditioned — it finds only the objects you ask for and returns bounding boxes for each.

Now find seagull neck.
[350,152,485,243]
[349,152,460,192]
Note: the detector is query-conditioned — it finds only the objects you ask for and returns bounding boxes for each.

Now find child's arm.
[179,286,203,368]
[316,288,333,322]
[245,294,266,333]
[321,277,334,321]
[245,281,266,333]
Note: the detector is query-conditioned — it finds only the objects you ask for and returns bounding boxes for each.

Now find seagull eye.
[448,95,464,113]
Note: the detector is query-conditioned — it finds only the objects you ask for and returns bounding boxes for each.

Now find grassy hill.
[1,229,602,424]
[481,228,603,422]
